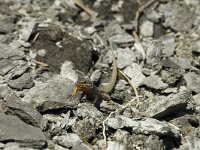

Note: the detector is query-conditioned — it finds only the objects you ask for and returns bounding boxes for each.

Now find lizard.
[71,27,118,103]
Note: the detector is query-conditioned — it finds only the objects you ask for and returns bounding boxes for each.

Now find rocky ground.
[0,0,200,149]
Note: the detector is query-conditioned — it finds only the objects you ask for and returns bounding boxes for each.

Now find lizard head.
[75,79,94,92]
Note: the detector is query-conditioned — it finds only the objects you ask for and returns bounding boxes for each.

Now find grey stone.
[193,93,200,105]
[0,59,15,76]
[143,2,160,23]
[184,72,200,93]
[0,114,46,149]
[3,93,47,130]
[4,142,35,150]
[0,84,12,99]
[117,47,136,69]
[171,57,192,69]
[23,75,81,112]
[161,37,176,56]
[0,22,16,34]
[113,129,130,143]
[77,103,103,120]
[0,142,4,149]
[107,116,180,138]
[140,20,154,37]
[178,136,200,150]
[110,32,134,44]
[143,90,190,119]
[115,79,127,91]
[106,141,125,150]
[37,49,46,57]
[95,140,125,150]
[90,69,101,83]
[0,43,24,59]
[124,63,146,87]
[142,75,168,90]
[9,65,29,79]
[8,73,34,90]
[53,133,92,150]
[162,2,195,32]
[146,41,161,65]
[60,61,79,82]
[19,20,36,42]
[191,40,200,53]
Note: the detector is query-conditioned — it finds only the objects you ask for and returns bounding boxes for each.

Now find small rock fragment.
[110,32,134,44]
[161,36,176,56]
[53,133,92,150]
[193,93,200,105]
[117,47,136,69]
[140,20,154,37]
[23,75,81,112]
[142,75,168,90]
[3,93,47,130]
[124,63,146,87]
[0,84,12,99]
[60,61,79,82]
[8,73,34,90]
[184,72,200,93]
[0,43,24,59]
[171,57,192,69]
[107,116,180,138]
[143,90,190,119]
[0,59,15,76]
[0,114,46,149]
[143,2,160,23]
[146,41,161,65]
[162,2,195,32]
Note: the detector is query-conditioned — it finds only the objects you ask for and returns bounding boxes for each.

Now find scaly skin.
[72,28,117,101]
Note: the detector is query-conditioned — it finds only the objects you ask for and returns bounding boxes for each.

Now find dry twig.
[102,69,142,148]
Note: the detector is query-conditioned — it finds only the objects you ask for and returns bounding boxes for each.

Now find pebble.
[123,63,146,87]
[117,47,136,69]
[139,19,154,37]
[184,72,200,93]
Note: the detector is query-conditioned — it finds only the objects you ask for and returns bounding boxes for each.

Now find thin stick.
[74,0,97,20]
[118,70,140,107]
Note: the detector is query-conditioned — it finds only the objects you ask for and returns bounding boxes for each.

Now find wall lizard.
[72,27,118,102]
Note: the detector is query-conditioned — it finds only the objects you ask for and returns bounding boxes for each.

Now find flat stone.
[162,2,195,32]
[8,73,34,90]
[193,93,200,105]
[0,22,16,34]
[140,20,154,37]
[143,2,160,23]
[161,37,176,56]
[4,142,35,150]
[171,57,192,69]
[107,116,180,138]
[191,40,200,53]
[23,75,81,112]
[142,75,168,90]
[0,84,12,99]
[76,103,103,120]
[178,136,200,150]
[3,93,47,130]
[19,20,36,42]
[110,32,134,44]
[53,133,92,150]
[184,72,200,93]
[117,47,136,69]
[0,43,24,59]
[0,114,46,149]
[124,63,146,87]
[143,90,190,119]
[0,59,15,76]
[146,41,161,65]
